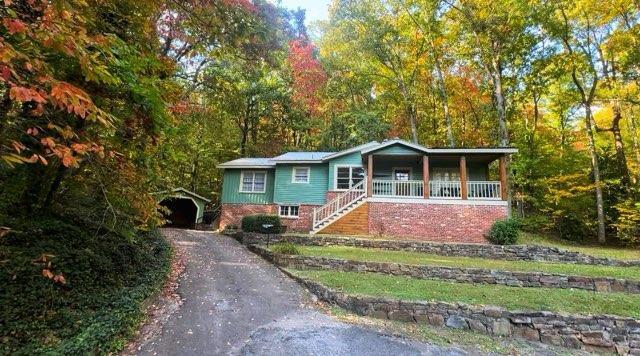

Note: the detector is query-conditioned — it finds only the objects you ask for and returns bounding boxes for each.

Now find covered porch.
[364,148,510,201]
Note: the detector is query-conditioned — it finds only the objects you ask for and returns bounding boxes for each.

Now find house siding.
[327,152,364,190]
[372,160,424,181]
[371,143,423,155]
[274,164,328,205]
[220,169,275,204]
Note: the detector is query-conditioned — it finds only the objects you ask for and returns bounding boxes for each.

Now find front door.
[393,168,411,196]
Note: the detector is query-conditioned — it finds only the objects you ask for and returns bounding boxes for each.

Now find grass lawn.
[519,232,640,261]
[293,245,640,280]
[292,270,640,318]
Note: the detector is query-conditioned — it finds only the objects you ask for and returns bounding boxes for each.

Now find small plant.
[241,214,281,234]
[271,242,300,255]
[487,219,519,245]
[226,224,238,230]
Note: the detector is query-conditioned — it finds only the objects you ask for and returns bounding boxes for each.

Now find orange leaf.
[37,154,48,165]
[41,137,56,148]
[42,269,54,279]
[61,153,75,167]
[11,140,25,153]
[9,86,47,103]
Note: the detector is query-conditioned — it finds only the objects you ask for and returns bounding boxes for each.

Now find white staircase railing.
[313,179,367,230]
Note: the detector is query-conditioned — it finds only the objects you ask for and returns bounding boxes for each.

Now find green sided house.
[217,139,517,243]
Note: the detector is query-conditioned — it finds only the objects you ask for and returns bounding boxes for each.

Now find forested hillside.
[0,0,638,352]
[1,0,639,254]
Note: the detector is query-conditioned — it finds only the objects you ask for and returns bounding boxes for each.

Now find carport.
[156,188,211,229]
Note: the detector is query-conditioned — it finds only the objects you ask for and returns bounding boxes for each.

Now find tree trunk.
[407,103,419,144]
[489,53,510,147]
[584,104,607,243]
[629,112,640,183]
[529,92,540,154]
[433,52,454,147]
[610,105,631,190]
[43,163,67,210]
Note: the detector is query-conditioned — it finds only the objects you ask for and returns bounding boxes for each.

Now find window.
[292,167,310,183]
[279,205,299,218]
[240,171,267,193]
[335,166,365,190]
[432,168,461,181]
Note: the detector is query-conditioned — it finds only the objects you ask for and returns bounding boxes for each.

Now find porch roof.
[361,139,518,156]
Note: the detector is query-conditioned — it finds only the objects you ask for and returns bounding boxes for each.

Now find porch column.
[499,156,508,201]
[460,156,468,200]
[367,154,373,197]
[423,155,429,199]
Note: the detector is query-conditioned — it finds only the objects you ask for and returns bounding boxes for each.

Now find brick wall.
[325,191,341,202]
[280,205,317,232]
[368,202,508,243]
[219,203,276,229]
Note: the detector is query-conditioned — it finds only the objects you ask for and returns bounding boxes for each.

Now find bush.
[0,217,171,354]
[487,219,520,245]
[271,242,300,255]
[516,215,551,233]
[557,214,589,242]
[241,214,281,234]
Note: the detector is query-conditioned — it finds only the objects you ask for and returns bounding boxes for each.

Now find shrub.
[0,217,171,354]
[271,242,300,255]
[557,214,589,242]
[241,214,281,234]
[487,219,520,245]
[517,215,551,233]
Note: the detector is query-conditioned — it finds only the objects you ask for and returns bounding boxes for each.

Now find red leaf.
[9,86,47,103]
[53,274,66,285]
[2,18,26,35]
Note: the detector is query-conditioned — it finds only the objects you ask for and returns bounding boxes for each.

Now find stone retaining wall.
[283,271,640,354]
[250,246,640,294]
[241,233,640,267]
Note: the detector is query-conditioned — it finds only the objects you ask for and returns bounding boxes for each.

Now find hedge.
[241,214,281,233]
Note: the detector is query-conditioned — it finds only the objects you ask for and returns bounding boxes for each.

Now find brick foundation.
[325,191,341,202]
[219,204,276,229]
[368,202,508,243]
[279,205,317,232]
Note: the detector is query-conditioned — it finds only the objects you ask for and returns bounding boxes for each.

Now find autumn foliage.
[287,39,327,116]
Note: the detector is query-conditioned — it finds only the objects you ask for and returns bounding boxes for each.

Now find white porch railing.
[429,181,462,198]
[467,181,501,200]
[372,180,423,198]
[312,179,366,230]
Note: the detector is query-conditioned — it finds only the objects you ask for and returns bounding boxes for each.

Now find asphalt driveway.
[134,229,465,356]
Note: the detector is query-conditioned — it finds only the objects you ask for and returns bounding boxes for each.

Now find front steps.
[311,198,367,234]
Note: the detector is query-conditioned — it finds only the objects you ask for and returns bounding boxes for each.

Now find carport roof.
[154,188,211,203]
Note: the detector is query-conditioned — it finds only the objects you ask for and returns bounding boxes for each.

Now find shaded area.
[160,198,197,229]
